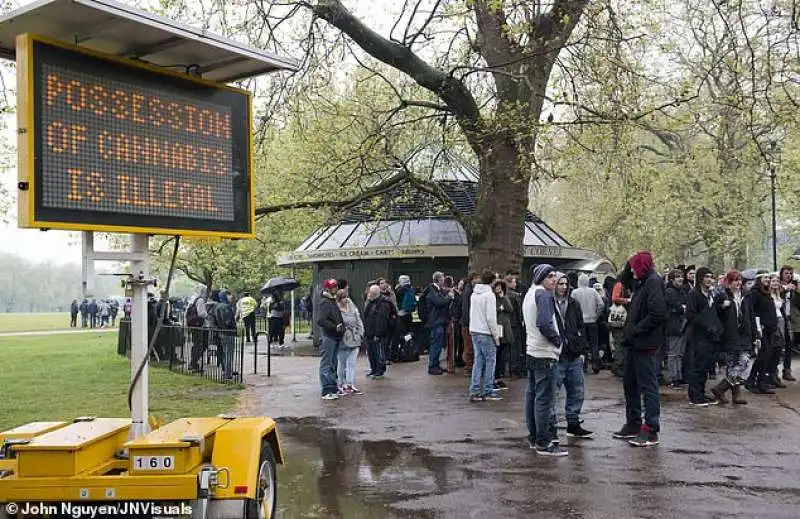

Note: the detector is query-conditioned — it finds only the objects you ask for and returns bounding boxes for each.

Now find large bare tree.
[270,0,590,272]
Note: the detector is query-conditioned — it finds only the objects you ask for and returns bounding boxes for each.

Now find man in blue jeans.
[553,273,593,438]
[522,264,567,457]
[468,270,502,401]
[423,271,453,375]
[316,279,344,400]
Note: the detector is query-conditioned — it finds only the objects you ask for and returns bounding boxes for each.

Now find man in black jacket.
[613,251,667,448]
[364,285,393,379]
[317,279,344,400]
[459,272,480,376]
[686,267,722,406]
[664,269,688,388]
[746,272,779,394]
[423,271,453,375]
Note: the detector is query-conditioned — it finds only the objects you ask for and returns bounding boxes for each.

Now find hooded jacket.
[317,290,344,339]
[686,267,723,345]
[664,282,688,337]
[555,279,587,361]
[571,274,605,323]
[469,284,499,339]
[622,253,668,353]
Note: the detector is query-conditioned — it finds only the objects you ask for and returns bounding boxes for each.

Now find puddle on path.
[275,417,465,519]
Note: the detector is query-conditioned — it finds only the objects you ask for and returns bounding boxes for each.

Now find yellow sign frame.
[16,33,256,239]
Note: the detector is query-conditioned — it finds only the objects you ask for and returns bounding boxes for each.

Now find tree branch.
[254,168,412,218]
[309,0,484,142]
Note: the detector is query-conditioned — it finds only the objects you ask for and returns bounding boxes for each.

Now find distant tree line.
[0,252,122,313]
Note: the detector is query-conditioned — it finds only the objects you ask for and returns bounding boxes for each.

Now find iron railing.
[117,319,244,384]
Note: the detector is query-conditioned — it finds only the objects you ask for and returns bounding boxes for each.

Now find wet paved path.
[241,351,800,519]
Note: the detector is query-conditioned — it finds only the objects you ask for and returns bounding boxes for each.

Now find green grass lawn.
[0,333,240,431]
[0,312,84,333]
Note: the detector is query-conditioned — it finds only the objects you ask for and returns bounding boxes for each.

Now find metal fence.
[117,319,244,384]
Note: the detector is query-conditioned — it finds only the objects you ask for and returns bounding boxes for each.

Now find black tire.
[244,439,277,519]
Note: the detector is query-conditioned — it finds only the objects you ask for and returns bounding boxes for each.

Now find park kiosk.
[0,0,297,517]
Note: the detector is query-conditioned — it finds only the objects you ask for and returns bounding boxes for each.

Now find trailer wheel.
[244,439,277,519]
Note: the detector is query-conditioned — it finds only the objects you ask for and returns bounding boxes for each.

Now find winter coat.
[340,300,364,349]
[506,288,524,339]
[555,296,587,361]
[664,284,688,337]
[622,270,668,353]
[423,284,451,329]
[686,287,722,346]
[496,293,515,345]
[459,282,474,328]
[716,289,753,353]
[523,285,562,360]
[363,296,394,338]
[746,288,778,338]
[316,293,344,339]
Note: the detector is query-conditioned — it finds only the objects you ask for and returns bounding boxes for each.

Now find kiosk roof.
[0,0,298,81]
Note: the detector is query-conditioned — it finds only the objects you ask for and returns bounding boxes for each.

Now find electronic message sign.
[16,34,254,237]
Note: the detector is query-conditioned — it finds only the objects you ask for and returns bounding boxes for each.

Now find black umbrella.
[261,277,299,294]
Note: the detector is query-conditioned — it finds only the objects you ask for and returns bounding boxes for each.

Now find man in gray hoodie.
[571,273,606,373]
[522,264,567,457]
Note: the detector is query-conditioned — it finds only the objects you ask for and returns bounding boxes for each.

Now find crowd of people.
[69,297,120,328]
[313,251,798,456]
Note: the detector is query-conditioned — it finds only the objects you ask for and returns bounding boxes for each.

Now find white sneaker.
[321,393,339,400]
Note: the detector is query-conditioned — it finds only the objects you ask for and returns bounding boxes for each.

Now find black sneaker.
[689,400,710,407]
[469,394,482,403]
[628,425,659,447]
[494,380,509,390]
[428,368,444,375]
[566,424,594,439]
[612,424,640,439]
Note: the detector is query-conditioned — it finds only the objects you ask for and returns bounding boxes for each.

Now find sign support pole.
[81,231,96,299]
[129,233,150,440]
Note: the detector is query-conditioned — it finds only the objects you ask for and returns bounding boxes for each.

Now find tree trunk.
[467,136,527,274]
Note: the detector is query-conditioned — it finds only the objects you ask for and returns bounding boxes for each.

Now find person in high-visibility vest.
[237,291,258,344]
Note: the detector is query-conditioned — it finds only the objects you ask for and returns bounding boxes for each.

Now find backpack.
[215,303,236,329]
[401,290,417,313]
[186,298,204,327]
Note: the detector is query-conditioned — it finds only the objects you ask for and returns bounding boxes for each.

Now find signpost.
[16,34,254,239]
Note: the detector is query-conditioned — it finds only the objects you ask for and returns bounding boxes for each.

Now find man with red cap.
[612,251,668,447]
